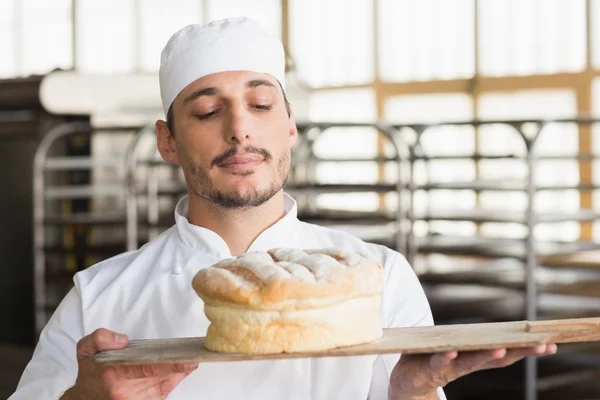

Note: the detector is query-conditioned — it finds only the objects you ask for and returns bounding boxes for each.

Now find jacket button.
[172,264,183,275]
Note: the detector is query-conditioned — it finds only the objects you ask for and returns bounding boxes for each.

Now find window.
[0,0,15,77]
[378,0,475,81]
[0,0,72,77]
[478,0,586,76]
[289,0,374,87]
[206,0,281,38]
[589,0,600,68]
[21,0,72,76]
[139,0,202,72]
[76,0,135,73]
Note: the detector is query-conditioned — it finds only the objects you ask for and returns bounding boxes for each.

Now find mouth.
[218,154,265,171]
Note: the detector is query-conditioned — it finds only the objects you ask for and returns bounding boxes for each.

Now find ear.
[156,120,180,165]
[287,105,298,147]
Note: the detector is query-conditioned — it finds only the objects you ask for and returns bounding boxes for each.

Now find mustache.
[211,146,273,167]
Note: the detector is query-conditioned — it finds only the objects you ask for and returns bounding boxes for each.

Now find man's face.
[157,71,297,209]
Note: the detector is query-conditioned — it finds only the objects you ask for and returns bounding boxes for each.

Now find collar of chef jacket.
[173,192,300,258]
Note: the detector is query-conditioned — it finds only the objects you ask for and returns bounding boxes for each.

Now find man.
[10,18,556,400]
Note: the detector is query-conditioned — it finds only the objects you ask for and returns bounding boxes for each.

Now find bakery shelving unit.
[391,117,600,400]
[32,121,152,336]
[285,121,412,254]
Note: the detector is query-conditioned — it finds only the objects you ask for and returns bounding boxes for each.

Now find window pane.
[478,0,586,76]
[21,0,72,75]
[0,0,15,77]
[139,0,202,72]
[590,0,600,68]
[206,0,280,38]
[384,93,473,124]
[77,0,135,73]
[290,0,373,87]
[379,0,474,82]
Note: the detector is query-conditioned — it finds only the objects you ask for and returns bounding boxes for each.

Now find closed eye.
[253,104,273,111]
[195,110,219,120]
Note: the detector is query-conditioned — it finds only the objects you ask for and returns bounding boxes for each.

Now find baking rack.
[390,117,600,400]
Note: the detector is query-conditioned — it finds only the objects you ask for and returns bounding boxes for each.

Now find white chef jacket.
[11,194,445,400]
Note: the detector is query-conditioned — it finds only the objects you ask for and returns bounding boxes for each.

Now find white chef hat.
[159,17,286,116]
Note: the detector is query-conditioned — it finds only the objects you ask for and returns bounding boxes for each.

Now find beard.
[186,147,289,209]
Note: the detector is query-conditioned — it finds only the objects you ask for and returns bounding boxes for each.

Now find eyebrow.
[183,87,219,104]
[183,79,278,105]
[246,79,277,90]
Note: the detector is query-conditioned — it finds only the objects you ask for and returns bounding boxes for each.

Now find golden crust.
[192,248,383,312]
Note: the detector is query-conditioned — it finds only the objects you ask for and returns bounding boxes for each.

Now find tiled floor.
[0,343,33,400]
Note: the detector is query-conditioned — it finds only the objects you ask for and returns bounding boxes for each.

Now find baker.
[10,17,556,400]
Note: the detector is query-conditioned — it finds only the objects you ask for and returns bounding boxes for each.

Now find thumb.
[77,328,129,359]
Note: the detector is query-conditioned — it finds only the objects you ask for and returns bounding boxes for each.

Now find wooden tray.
[95,317,600,366]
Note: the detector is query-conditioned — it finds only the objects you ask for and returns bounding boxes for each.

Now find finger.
[114,363,198,380]
[132,372,190,399]
[451,349,507,377]
[482,344,557,370]
[428,351,458,371]
[77,328,128,359]
[546,344,558,355]
[125,369,196,390]
[506,344,548,359]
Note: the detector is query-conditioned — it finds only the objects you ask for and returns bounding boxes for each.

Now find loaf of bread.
[192,248,384,354]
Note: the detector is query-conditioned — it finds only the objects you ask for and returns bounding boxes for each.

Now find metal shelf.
[297,209,396,225]
[43,212,175,227]
[42,243,127,256]
[43,156,122,170]
[44,184,125,199]
[284,183,398,195]
[417,180,595,192]
[419,261,600,296]
[294,156,399,163]
[416,235,600,260]
[411,153,599,161]
[540,250,600,270]
[43,212,126,225]
[415,209,600,224]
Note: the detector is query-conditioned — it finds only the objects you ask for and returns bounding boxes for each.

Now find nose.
[224,104,251,145]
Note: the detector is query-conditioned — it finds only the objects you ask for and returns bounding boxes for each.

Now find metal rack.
[391,118,600,400]
[32,121,148,335]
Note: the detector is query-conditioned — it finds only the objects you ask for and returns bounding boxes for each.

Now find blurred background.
[4,0,600,399]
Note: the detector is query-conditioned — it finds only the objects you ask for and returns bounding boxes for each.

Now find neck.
[186,191,287,256]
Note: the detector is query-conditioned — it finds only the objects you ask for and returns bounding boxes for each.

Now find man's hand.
[389,344,558,400]
[60,328,198,400]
